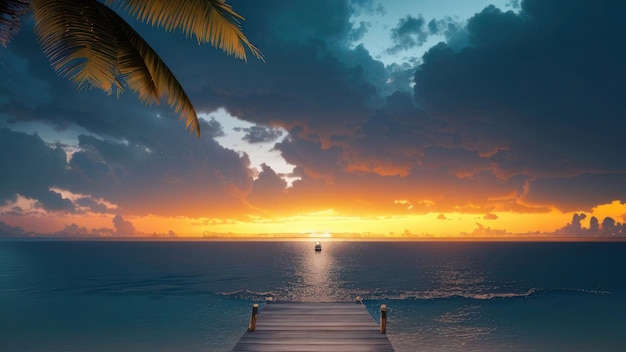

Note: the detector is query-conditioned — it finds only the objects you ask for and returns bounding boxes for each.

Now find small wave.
[360,288,536,301]
[533,287,610,296]
[355,287,609,302]
[219,289,277,302]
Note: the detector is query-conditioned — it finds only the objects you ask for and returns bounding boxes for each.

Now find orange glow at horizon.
[1,196,625,238]
[12,210,575,237]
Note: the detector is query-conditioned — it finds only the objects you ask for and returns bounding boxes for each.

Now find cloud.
[0,221,29,237]
[75,197,111,214]
[427,17,468,50]
[555,212,625,237]
[113,215,136,236]
[349,0,385,17]
[484,213,498,220]
[461,223,509,237]
[236,125,284,144]
[34,189,74,212]
[275,130,344,182]
[387,15,430,54]
[53,223,114,237]
[63,125,254,217]
[0,128,73,212]
[413,0,626,211]
[247,163,289,210]
[522,174,626,212]
[349,21,370,42]
[340,93,434,177]
[0,48,51,109]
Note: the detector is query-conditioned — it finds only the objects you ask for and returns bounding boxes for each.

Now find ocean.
[1,239,625,351]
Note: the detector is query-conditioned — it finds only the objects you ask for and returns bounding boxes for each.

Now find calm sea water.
[1,240,625,351]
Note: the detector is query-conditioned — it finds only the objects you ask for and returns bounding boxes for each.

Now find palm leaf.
[0,0,32,47]
[106,0,263,61]
[31,0,200,136]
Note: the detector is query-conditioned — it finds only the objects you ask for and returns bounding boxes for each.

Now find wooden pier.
[231,302,395,352]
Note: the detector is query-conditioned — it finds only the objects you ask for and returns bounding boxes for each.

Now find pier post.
[380,304,387,334]
[248,304,259,332]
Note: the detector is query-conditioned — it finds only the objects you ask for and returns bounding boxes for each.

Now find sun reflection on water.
[280,241,348,302]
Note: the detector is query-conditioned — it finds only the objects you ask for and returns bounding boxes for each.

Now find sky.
[1,0,626,238]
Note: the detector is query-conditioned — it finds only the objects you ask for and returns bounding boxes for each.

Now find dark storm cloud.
[340,92,434,176]
[193,37,381,144]
[275,129,344,181]
[33,189,74,211]
[523,174,626,213]
[63,117,254,217]
[387,15,430,54]
[247,163,288,208]
[235,125,283,144]
[349,21,370,42]
[0,128,74,212]
[413,0,626,211]
[0,48,51,109]
[427,17,467,50]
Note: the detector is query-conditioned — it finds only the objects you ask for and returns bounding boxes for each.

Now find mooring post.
[380,304,387,334]
[248,304,259,332]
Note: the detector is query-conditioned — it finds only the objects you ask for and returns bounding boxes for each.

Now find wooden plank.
[235,331,389,340]
[236,338,393,345]
[232,345,395,352]
[257,313,370,319]
[260,303,358,308]
[253,326,381,331]
[231,303,394,352]
[254,323,378,328]
[253,314,376,322]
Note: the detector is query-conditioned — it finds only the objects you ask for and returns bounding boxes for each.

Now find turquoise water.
[1,240,625,351]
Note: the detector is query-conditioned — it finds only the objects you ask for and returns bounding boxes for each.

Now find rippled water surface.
[1,240,625,351]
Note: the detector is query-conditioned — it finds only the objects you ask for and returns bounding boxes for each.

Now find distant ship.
[314,241,322,251]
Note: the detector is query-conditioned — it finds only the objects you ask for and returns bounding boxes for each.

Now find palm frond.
[31,0,200,136]
[32,0,120,92]
[118,24,201,136]
[106,0,263,61]
[0,0,32,47]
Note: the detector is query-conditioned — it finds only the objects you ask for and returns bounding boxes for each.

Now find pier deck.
[231,302,395,352]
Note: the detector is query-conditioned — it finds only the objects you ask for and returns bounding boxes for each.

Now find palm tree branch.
[0,0,33,47]
[119,27,201,135]
[32,0,121,92]
[106,0,263,61]
[31,0,200,136]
